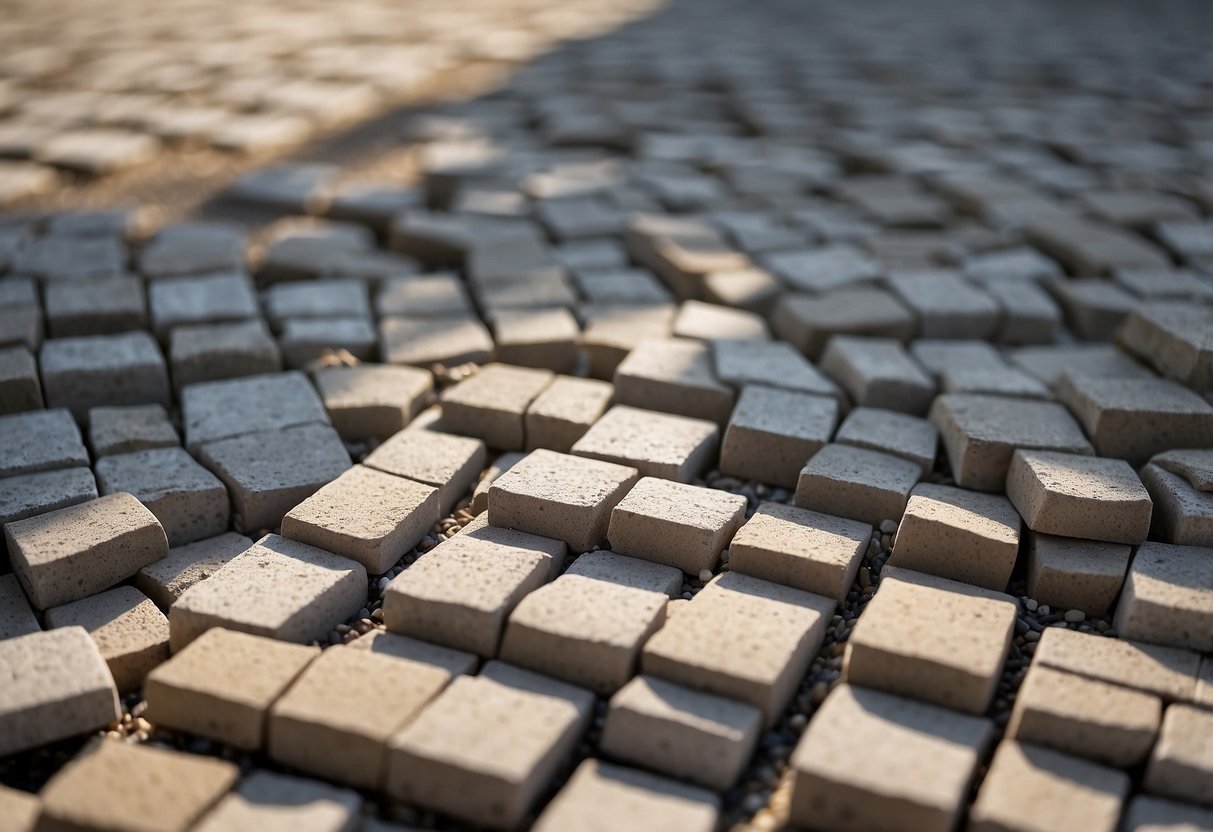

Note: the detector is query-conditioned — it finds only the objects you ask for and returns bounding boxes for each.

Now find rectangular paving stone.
[579,303,675,379]
[702,266,782,313]
[1026,213,1170,275]
[95,447,229,547]
[0,305,42,352]
[192,770,361,832]
[524,375,613,453]
[985,280,1062,344]
[845,570,1016,714]
[720,385,837,488]
[0,628,120,756]
[672,299,769,342]
[1034,627,1200,702]
[1026,532,1132,617]
[136,532,253,611]
[788,684,993,832]
[88,404,178,457]
[571,404,719,483]
[181,370,329,451]
[613,337,735,426]
[834,406,938,474]
[138,223,245,279]
[0,345,42,413]
[168,534,367,650]
[363,427,486,515]
[888,483,1021,591]
[44,275,146,337]
[440,363,554,451]
[820,335,936,416]
[499,550,680,693]
[929,394,1095,492]
[384,660,595,830]
[268,645,464,789]
[601,674,761,790]
[145,627,320,749]
[148,272,259,339]
[885,269,999,339]
[45,586,169,693]
[264,279,371,329]
[488,308,580,373]
[6,492,167,610]
[1057,374,1213,467]
[795,443,922,528]
[1007,664,1161,768]
[572,266,672,305]
[279,317,378,368]
[1144,704,1213,808]
[40,331,170,420]
[1008,343,1152,390]
[533,759,720,832]
[37,739,238,832]
[1052,278,1139,340]
[470,451,525,515]
[1007,449,1152,544]
[383,518,564,655]
[1115,541,1213,652]
[1117,303,1213,391]
[0,573,39,639]
[380,314,495,369]
[377,273,473,318]
[0,467,98,540]
[197,423,351,533]
[170,319,283,390]
[1121,795,1213,832]
[0,408,88,477]
[762,243,882,294]
[1140,461,1213,547]
[282,465,440,574]
[969,740,1128,832]
[771,288,917,361]
[642,571,833,725]
[608,477,746,575]
[711,338,843,401]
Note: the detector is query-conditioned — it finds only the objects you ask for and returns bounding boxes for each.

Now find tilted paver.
[135,531,253,611]
[1140,459,1213,547]
[95,446,229,547]
[834,406,938,474]
[1115,541,1213,652]
[524,375,614,453]
[312,363,433,441]
[87,403,178,457]
[1033,626,1201,702]
[363,427,486,515]
[45,585,170,693]
[820,335,936,416]
[571,404,719,483]
[612,337,736,426]
[439,362,554,450]
[1143,704,1213,808]
[794,443,922,527]
[180,370,329,450]
[39,331,171,419]
[719,384,838,488]
[1025,532,1131,617]
[0,408,88,478]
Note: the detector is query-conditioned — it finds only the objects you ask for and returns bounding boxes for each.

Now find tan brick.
[888,483,1021,591]
[1026,532,1131,617]
[311,364,432,441]
[613,337,735,426]
[282,465,439,574]
[1007,664,1162,767]
[488,448,638,551]
[382,519,564,656]
[384,661,594,830]
[192,770,360,832]
[169,534,366,650]
[145,628,318,749]
[820,336,936,416]
[1115,541,1213,652]
[470,451,525,515]
[268,645,466,789]
[969,740,1128,832]
[524,375,613,453]
[499,551,680,693]
[720,385,838,488]
[439,363,554,450]
[1034,627,1200,702]
[0,573,39,639]
[0,628,120,756]
[728,501,870,602]
[844,570,1016,714]
[571,404,719,483]
[885,269,999,339]
[608,477,746,574]
[95,447,229,547]
[534,759,720,832]
[1121,795,1213,832]
[135,532,253,611]
[1141,462,1213,547]
[672,299,769,342]
[794,443,922,527]
[0,785,38,832]
[1145,705,1213,807]
[788,684,993,832]
[488,307,580,373]
[929,394,1093,492]
[642,571,833,725]
[6,492,167,610]
[45,586,169,693]
[87,404,177,457]
[380,314,494,369]
[834,406,938,474]
[601,675,761,790]
[363,427,486,515]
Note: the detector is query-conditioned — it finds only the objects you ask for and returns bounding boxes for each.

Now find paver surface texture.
[2,0,1213,829]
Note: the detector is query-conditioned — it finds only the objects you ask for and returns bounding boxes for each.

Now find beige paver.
[95,446,229,547]
[282,465,439,574]
[1117,303,1213,390]
[470,451,525,515]
[888,483,1021,591]
[844,570,1016,714]
[608,477,746,575]
[571,404,719,483]
[5,492,167,610]
[440,363,554,450]
[929,394,1094,491]
[579,303,676,379]
[488,307,580,373]
[0,627,121,756]
[834,406,938,474]
[794,443,922,527]
[0,785,38,832]
[642,571,833,725]
[1115,541,1213,652]
[145,627,319,749]
[772,287,915,360]
[1141,461,1213,547]
[88,403,178,457]
[672,299,769,341]
[192,770,361,832]
[968,740,1129,832]
[788,684,993,832]
[135,532,252,611]
[600,674,762,790]
[363,427,486,515]
[820,335,936,416]
[311,364,432,441]
[1008,663,1161,767]
[1144,704,1213,808]
[488,448,639,551]
[382,520,565,656]
[524,375,614,453]
[45,586,170,693]
[1006,449,1152,544]
[1121,795,1213,832]
[720,385,838,488]
[499,550,680,693]
[0,408,88,477]
[533,759,720,832]
[1026,532,1131,617]
[1034,626,1200,702]
[37,739,239,832]
[384,661,595,830]
[168,534,367,651]
[613,337,735,426]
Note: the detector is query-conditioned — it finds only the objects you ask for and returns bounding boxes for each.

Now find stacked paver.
[3,0,1213,830]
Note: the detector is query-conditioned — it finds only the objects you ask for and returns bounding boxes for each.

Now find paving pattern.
[2,0,1213,830]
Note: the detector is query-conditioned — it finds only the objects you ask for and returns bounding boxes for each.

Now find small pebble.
[879,519,897,534]
[698,569,713,583]
[1064,609,1085,623]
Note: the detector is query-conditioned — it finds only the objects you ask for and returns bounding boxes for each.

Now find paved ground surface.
[2,0,1213,830]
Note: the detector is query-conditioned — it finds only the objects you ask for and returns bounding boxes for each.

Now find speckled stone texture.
[612,337,736,426]
[40,331,171,419]
[1026,532,1131,617]
[1140,461,1213,547]
[719,384,838,488]
[45,586,170,693]
[794,443,922,527]
[135,531,252,610]
[312,363,433,441]
[524,375,614,453]
[440,362,554,450]
[571,404,719,483]
[363,428,485,516]
[0,408,88,478]
[834,406,938,474]
[87,403,178,457]
[1115,541,1213,652]
[0,573,39,639]
[192,770,361,832]
[1033,627,1201,702]
[820,335,936,416]
[180,370,330,450]
[0,345,42,413]
[1144,704,1213,808]
[0,466,98,532]
[95,446,229,547]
